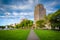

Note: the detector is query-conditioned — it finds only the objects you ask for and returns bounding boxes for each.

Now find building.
[34,4,46,23]
[34,4,46,28]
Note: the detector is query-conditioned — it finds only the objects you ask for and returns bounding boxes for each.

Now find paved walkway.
[27,30,40,40]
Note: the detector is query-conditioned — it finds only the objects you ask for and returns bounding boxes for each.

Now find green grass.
[0,29,30,40]
[35,30,60,40]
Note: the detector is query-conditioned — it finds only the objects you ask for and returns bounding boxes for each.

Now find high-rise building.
[34,4,46,23]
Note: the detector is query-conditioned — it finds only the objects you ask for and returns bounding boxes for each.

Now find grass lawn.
[0,29,30,40]
[34,30,60,40]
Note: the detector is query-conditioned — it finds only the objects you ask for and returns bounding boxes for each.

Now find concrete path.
[27,30,39,40]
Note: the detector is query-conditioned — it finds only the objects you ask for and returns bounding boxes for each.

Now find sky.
[0,0,60,26]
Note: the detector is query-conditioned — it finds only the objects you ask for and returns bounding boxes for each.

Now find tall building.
[34,4,46,23]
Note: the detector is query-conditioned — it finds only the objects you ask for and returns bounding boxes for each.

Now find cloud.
[48,1,58,7]
[19,12,33,16]
[5,12,11,16]
[44,1,59,14]
[50,2,57,6]
[0,0,36,14]
[10,5,32,10]
[46,10,56,15]
[12,12,18,16]
[0,16,16,18]
[0,11,34,19]
[4,0,36,10]
[28,0,35,4]
[0,8,5,11]
[11,11,34,16]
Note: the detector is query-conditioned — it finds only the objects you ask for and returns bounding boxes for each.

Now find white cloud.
[20,16,26,19]
[46,9,57,15]
[18,5,31,9]
[45,1,58,7]
[44,1,58,14]
[12,12,18,16]
[9,0,37,10]
[50,1,57,7]
[12,11,33,16]
[34,0,39,4]
[0,8,5,11]
[29,18,34,21]
[28,0,34,4]
[19,12,34,16]
[5,12,11,16]
[10,5,32,10]
[0,12,34,19]
[0,16,16,18]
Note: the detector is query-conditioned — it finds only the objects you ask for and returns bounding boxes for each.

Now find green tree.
[48,9,60,30]
[8,25,14,28]
[16,19,33,29]
[0,26,5,29]
[44,14,53,29]
[15,24,20,28]
[36,20,45,28]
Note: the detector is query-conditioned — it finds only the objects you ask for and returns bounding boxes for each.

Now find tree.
[7,25,14,28]
[36,20,45,28]
[48,9,60,30]
[44,13,53,29]
[16,19,33,29]
[0,26,5,29]
[15,24,20,28]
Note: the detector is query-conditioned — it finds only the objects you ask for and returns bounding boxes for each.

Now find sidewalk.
[27,30,39,40]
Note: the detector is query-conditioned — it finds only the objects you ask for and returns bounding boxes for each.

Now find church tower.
[34,4,46,23]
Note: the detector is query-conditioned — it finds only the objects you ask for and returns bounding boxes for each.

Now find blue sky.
[0,0,60,26]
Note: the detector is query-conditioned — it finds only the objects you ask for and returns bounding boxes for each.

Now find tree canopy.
[47,9,60,30]
[16,19,33,29]
[36,20,45,28]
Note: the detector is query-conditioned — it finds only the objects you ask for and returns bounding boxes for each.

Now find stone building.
[34,4,46,29]
[34,4,46,23]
